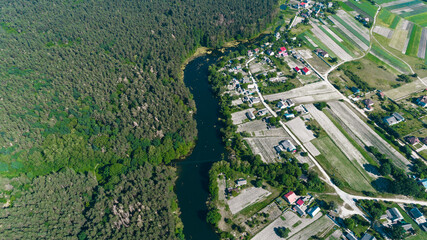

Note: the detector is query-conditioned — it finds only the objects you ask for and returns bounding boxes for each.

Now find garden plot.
[252,211,322,240]
[288,215,335,240]
[227,187,271,215]
[389,19,411,51]
[249,62,266,74]
[323,25,343,42]
[244,137,288,163]
[311,23,353,61]
[327,101,410,170]
[373,26,394,38]
[382,0,414,8]
[297,49,313,59]
[327,229,343,240]
[305,36,318,47]
[264,81,342,103]
[336,10,370,41]
[231,108,256,125]
[286,117,316,143]
[329,17,369,51]
[237,120,288,137]
[418,28,427,59]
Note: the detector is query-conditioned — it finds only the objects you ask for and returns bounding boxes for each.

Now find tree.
[344,218,355,230]
[388,225,405,240]
[206,208,221,226]
[275,227,290,238]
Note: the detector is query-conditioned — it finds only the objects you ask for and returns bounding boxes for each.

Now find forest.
[0,0,279,238]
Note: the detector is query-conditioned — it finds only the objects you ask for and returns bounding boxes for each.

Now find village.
[208,0,427,239]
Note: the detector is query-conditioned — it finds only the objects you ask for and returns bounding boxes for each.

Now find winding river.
[175,54,224,240]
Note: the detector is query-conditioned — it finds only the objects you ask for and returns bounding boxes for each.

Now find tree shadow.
[371,177,393,193]
[363,163,380,176]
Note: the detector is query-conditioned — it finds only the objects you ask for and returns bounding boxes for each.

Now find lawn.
[311,135,375,193]
[406,24,422,56]
[332,15,370,46]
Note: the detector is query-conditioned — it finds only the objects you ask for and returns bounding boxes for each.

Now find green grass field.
[347,0,378,17]
[371,43,411,72]
[332,15,370,46]
[375,0,396,4]
[311,136,375,192]
[407,11,427,26]
[338,1,354,12]
[390,15,401,29]
[406,24,422,56]
[400,6,427,18]
[386,0,422,10]
[378,9,396,26]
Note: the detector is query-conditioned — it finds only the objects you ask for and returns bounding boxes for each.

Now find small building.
[293,205,305,216]
[236,179,247,187]
[383,113,405,126]
[246,111,255,120]
[350,87,360,94]
[345,233,357,240]
[377,91,385,99]
[277,99,294,109]
[416,96,427,107]
[265,49,274,56]
[248,50,253,57]
[294,66,300,73]
[300,2,308,8]
[364,99,374,107]
[285,113,295,119]
[250,97,261,105]
[360,233,376,240]
[296,199,304,206]
[307,206,320,217]
[387,208,404,223]
[242,77,251,84]
[275,32,281,40]
[420,178,427,190]
[283,191,298,204]
[406,136,420,145]
[257,109,268,116]
[410,207,425,223]
[254,48,260,54]
[402,223,414,233]
[422,138,427,145]
[301,67,311,75]
[247,83,257,89]
[314,48,329,58]
[274,145,284,153]
[280,140,296,153]
[278,47,288,57]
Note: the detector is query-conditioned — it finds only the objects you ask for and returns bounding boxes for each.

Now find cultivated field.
[384,78,426,100]
[252,211,323,240]
[418,27,427,59]
[373,25,394,38]
[388,19,411,51]
[245,137,288,163]
[264,81,342,103]
[237,120,288,137]
[286,117,316,143]
[288,215,335,240]
[327,101,410,170]
[310,23,353,61]
[227,187,272,215]
[329,16,370,51]
[231,108,256,125]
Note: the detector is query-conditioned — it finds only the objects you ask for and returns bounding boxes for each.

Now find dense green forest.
[0,0,279,238]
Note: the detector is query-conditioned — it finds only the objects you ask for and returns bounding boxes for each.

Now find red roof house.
[302,67,311,75]
[283,191,298,204]
[294,66,300,72]
[296,199,304,206]
[280,47,287,52]
[406,136,420,145]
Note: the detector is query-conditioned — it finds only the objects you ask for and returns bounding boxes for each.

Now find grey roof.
[280,140,296,151]
[293,205,305,216]
[345,232,357,240]
[387,208,404,222]
[361,233,376,240]
[392,112,405,121]
[402,223,413,231]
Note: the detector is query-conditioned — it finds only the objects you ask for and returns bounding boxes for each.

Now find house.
[301,67,311,75]
[294,66,301,73]
[274,145,284,153]
[285,113,295,119]
[236,179,247,187]
[366,105,373,111]
[300,2,308,8]
[386,208,404,223]
[328,2,333,8]
[364,99,374,107]
[280,140,296,153]
[307,206,320,217]
[278,47,288,57]
[250,97,261,105]
[377,91,385,99]
[360,233,376,240]
[265,49,274,56]
[247,83,257,89]
[293,205,305,216]
[277,99,294,109]
[246,111,255,120]
[420,178,427,190]
[406,136,420,145]
[285,99,295,108]
[410,208,425,223]
[314,48,329,58]
[257,109,268,116]
[416,96,427,107]
[402,223,414,233]
[254,48,260,54]
[296,199,304,206]
[345,233,357,240]
[383,113,405,126]
[283,191,298,204]
[275,32,281,40]
[242,77,251,84]
[350,87,360,94]
[422,138,427,145]
[247,50,253,57]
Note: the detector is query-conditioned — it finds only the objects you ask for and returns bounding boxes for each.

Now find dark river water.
[175,54,224,240]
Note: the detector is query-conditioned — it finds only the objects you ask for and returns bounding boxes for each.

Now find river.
[175,54,224,240]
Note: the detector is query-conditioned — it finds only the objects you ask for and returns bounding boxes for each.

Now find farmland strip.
[329,16,369,50]
[381,0,414,7]
[310,23,353,61]
[418,28,427,58]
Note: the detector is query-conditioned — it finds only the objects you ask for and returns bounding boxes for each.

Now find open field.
[264,81,342,103]
[406,24,422,55]
[336,10,370,42]
[237,120,288,137]
[245,137,288,163]
[286,117,316,143]
[312,135,374,192]
[327,101,411,170]
[384,78,426,100]
[310,23,353,61]
[252,211,323,240]
[378,9,396,25]
[329,16,369,51]
[381,0,414,8]
[318,24,357,57]
[227,187,271,215]
[388,19,411,51]
[288,215,336,240]
[418,28,427,58]
[373,26,394,38]
[370,43,411,72]
[407,11,427,26]
[346,0,379,17]
[302,31,338,59]
[231,108,256,125]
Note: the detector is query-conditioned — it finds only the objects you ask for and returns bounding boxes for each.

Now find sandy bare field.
[288,215,335,240]
[264,81,342,103]
[245,137,290,163]
[231,108,256,125]
[311,23,352,61]
[328,101,410,170]
[286,117,316,143]
[389,20,409,51]
[227,187,271,215]
[374,26,394,39]
[237,120,288,137]
[252,211,322,240]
